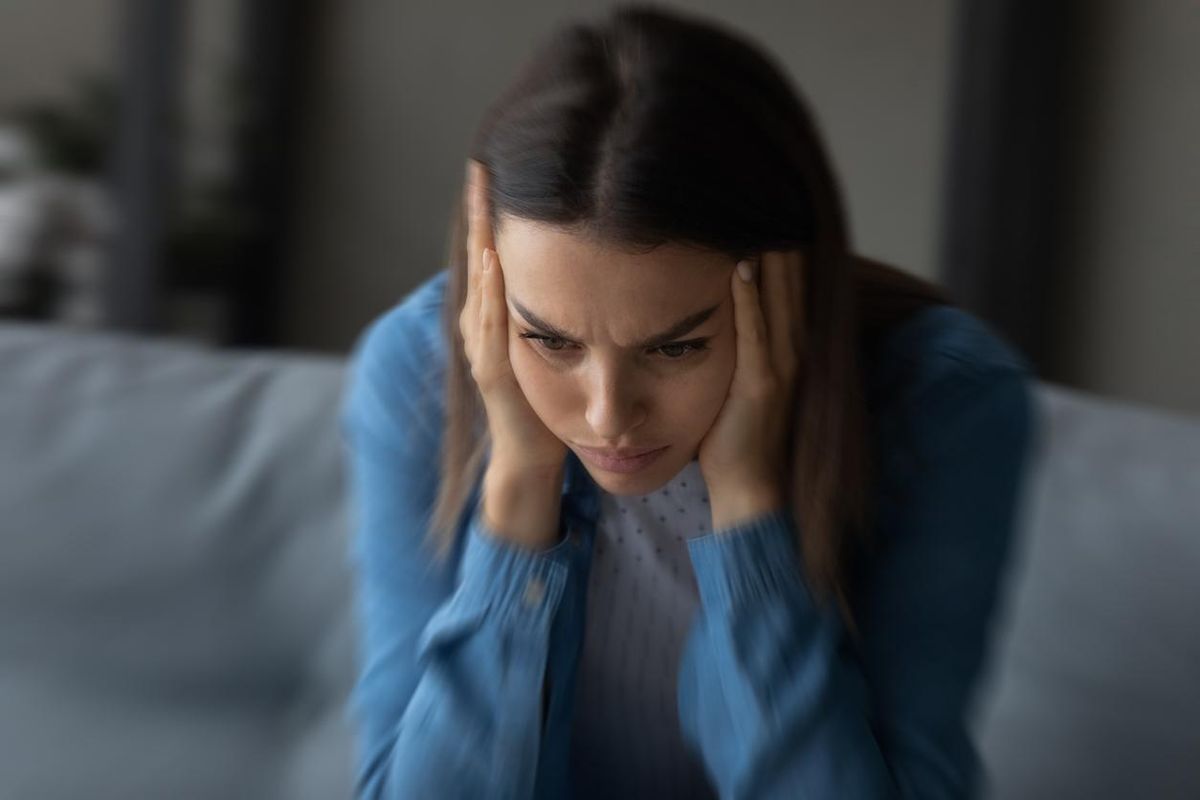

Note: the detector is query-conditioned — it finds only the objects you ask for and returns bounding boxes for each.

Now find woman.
[341,5,1039,799]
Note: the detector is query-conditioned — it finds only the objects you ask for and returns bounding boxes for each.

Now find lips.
[577,445,663,459]
[575,444,669,475]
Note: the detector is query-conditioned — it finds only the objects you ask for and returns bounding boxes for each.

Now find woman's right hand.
[461,161,568,543]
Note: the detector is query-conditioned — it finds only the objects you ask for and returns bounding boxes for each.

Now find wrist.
[487,455,565,486]
[708,484,785,532]
[481,461,565,550]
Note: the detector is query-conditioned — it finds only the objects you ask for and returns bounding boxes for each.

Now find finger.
[462,160,494,356]
[466,160,496,274]
[760,250,794,380]
[478,248,511,375]
[460,245,481,363]
[731,257,773,388]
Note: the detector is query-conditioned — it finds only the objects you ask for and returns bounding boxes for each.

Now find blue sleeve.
[676,365,1039,799]
[340,307,576,800]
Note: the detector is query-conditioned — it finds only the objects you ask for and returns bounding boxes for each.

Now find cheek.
[671,347,736,436]
[508,333,572,425]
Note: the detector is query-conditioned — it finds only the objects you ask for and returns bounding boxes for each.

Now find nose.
[583,362,647,443]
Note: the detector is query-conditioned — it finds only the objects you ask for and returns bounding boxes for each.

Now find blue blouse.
[339,267,1040,799]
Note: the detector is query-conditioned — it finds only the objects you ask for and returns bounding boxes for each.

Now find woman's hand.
[461,161,568,545]
[696,250,805,530]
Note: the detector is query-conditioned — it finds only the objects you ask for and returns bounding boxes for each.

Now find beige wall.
[281,0,954,354]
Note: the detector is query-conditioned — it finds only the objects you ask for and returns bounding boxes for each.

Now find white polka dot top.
[567,456,719,799]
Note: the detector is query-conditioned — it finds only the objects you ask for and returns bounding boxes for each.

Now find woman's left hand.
[697,249,806,530]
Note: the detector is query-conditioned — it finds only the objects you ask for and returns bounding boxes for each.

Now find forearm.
[679,510,898,798]
[366,496,575,799]
[481,461,568,731]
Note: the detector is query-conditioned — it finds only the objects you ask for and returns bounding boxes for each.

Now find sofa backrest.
[972,384,1200,799]
[0,322,356,800]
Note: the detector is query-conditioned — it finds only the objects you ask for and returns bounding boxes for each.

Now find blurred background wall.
[0,0,116,105]
[1046,1,1199,416]
[0,0,1196,416]
[283,0,954,356]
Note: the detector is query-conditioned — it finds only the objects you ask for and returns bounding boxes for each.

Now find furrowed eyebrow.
[510,297,719,349]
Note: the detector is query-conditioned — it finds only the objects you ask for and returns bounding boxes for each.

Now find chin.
[587,470,667,497]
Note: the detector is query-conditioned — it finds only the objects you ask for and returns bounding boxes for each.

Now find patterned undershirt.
[568,456,720,799]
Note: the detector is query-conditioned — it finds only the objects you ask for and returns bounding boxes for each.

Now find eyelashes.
[517,332,711,361]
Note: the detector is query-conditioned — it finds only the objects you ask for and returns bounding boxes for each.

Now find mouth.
[575,444,669,474]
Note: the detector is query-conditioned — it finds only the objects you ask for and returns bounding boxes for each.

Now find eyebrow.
[510,297,720,349]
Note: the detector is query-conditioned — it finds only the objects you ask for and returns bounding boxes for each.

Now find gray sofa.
[1,320,1197,799]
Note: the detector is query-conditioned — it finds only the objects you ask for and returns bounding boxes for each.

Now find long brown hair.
[427,4,951,643]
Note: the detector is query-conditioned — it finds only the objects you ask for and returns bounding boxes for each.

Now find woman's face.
[494,217,738,496]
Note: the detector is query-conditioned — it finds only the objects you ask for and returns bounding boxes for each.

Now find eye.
[518,332,709,361]
[519,333,574,353]
[654,341,709,359]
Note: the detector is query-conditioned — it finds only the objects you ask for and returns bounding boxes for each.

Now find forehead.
[493,218,731,306]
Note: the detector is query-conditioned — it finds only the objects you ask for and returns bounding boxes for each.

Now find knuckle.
[474,366,504,394]
[469,362,490,387]
[480,313,506,333]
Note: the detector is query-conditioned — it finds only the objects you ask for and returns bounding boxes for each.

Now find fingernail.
[737,260,754,283]
[482,248,492,271]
